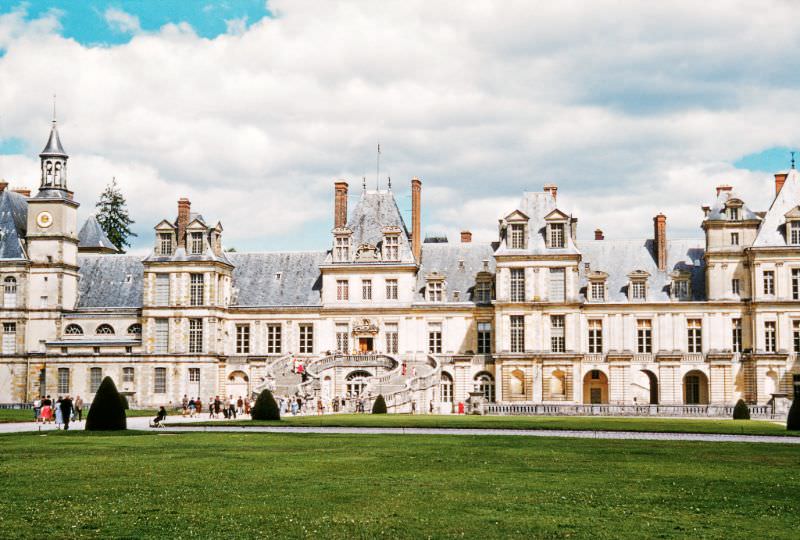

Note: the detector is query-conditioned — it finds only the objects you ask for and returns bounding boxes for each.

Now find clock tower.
[25,120,80,311]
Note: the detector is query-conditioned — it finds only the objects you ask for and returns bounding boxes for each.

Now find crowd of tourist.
[31,395,82,430]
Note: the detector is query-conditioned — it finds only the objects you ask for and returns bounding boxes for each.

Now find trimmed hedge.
[119,394,130,410]
[788,399,800,431]
[732,399,750,420]
[252,389,280,421]
[85,377,127,431]
[372,394,387,414]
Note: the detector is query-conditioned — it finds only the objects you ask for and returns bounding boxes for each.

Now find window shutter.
[549,268,565,302]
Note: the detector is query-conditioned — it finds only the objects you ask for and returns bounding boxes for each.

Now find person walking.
[188,397,196,417]
[228,395,236,419]
[290,399,298,416]
[54,397,63,429]
[60,396,74,431]
[33,397,41,423]
[74,395,83,422]
[236,396,244,415]
[195,397,202,415]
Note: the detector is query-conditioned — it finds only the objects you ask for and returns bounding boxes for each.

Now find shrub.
[119,394,130,410]
[732,399,750,420]
[251,390,280,421]
[372,394,387,414]
[788,399,800,431]
[85,377,127,431]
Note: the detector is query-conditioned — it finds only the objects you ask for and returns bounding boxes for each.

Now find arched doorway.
[509,369,525,398]
[549,369,566,400]
[474,371,495,402]
[639,369,658,405]
[322,376,333,399]
[227,371,249,400]
[583,370,608,404]
[345,370,371,398]
[764,370,779,399]
[683,370,709,405]
[440,372,453,403]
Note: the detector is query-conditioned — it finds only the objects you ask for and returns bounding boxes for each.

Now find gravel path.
[2,416,798,444]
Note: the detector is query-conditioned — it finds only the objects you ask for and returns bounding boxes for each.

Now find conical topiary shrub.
[119,394,130,410]
[85,377,127,431]
[251,389,280,421]
[732,399,750,420]
[788,399,800,431]
[372,394,387,414]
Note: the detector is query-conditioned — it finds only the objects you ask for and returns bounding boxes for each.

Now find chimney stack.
[177,198,191,250]
[0,182,7,192]
[543,183,558,200]
[411,177,422,261]
[12,187,30,197]
[775,173,788,196]
[460,230,472,243]
[653,213,667,271]
[594,229,604,240]
[334,181,348,229]
[716,184,733,197]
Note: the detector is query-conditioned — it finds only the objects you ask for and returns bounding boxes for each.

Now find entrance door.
[590,388,602,404]
[359,337,373,353]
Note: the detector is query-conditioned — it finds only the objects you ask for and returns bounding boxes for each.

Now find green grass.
[0,408,158,423]
[0,431,797,538]
[176,413,797,436]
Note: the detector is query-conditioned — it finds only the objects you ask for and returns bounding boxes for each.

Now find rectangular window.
[90,367,102,393]
[550,223,565,248]
[687,319,702,353]
[190,232,203,254]
[384,235,399,261]
[510,268,525,302]
[336,279,349,301]
[236,324,250,354]
[3,278,17,308]
[362,279,372,300]
[428,323,442,354]
[549,268,566,302]
[299,324,314,354]
[155,274,170,306]
[190,274,204,306]
[732,319,742,353]
[728,207,740,221]
[335,323,349,353]
[335,236,350,261]
[123,367,134,383]
[550,315,565,352]
[2,322,15,354]
[792,222,800,245]
[591,281,605,302]
[631,281,646,300]
[385,323,399,355]
[763,270,775,296]
[58,367,69,394]
[764,321,776,353]
[159,233,172,255]
[477,322,492,354]
[475,281,491,303]
[588,320,603,354]
[792,269,800,300]
[730,232,739,246]
[188,318,203,354]
[673,280,689,300]
[267,324,282,354]
[794,321,800,354]
[154,318,169,353]
[385,279,398,300]
[154,367,166,394]
[732,278,741,296]
[637,320,652,354]
[509,224,525,249]
[188,367,200,383]
[428,281,443,302]
[510,316,525,353]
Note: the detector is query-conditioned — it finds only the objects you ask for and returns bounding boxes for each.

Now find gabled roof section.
[77,255,143,308]
[503,209,529,221]
[345,190,414,262]
[495,191,580,256]
[0,189,29,260]
[415,243,496,302]
[228,251,326,307]
[705,188,760,221]
[78,215,118,253]
[753,169,800,247]
[544,208,569,221]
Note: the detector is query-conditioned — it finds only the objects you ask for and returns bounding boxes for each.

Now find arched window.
[474,372,495,402]
[440,372,453,402]
[345,370,371,398]
[550,369,566,397]
[127,324,142,336]
[64,324,83,336]
[96,324,115,335]
[3,277,17,308]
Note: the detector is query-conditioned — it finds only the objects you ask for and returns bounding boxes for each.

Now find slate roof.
[753,169,800,248]
[228,252,326,307]
[0,189,28,260]
[578,239,706,302]
[416,243,496,302]
[345,190,415,262]
[40,122,66,156]
[77,255,144,308]
[78,215,117,252]
[704,189,760,221]
[494,191,580,256]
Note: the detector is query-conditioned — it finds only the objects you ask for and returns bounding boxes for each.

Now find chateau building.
[0,121,799,414]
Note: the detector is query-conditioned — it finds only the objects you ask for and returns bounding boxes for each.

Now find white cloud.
[1,0,800,252]
[103,7,141,34]
[225,16,247,36]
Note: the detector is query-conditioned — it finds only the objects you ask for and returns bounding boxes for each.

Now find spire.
[38,113,69,194]
[40,120,67,157]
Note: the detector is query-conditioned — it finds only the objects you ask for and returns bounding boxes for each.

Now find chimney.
[543,183,558,200]
[775,173,788,196]
[460,230,472,243]
[411,177,422,261]
[701,205,711,218]
[653,213,667,271]
[0,181,6,192]
[177,198,191,250]
[12,187,30,197]
[594,229,604,240]
[715,184,732,197]
[334,181,348,229]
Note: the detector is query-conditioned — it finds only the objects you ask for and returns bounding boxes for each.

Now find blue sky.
[1,1,799,253]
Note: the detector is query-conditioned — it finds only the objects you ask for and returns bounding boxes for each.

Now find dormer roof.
[753,169,800,247]
[705,188,759,222]
[543,208,569,221]
[78,215,118,254]
[495,191,580,256]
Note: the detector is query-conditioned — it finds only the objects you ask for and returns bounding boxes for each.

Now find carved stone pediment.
[352,318,379,335]
[355,243,379,262]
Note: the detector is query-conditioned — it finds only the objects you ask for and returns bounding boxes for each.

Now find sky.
[0,1,799,254]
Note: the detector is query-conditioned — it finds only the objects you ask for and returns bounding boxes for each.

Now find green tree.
[732,399,750,420]
[372,394,387,414]
[788,399,800,431]
[85,377,127,431]
[96,178,137,252]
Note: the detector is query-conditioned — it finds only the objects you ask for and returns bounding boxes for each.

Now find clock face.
[36,211,53,229]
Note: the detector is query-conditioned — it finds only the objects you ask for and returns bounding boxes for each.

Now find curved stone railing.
[251,353,294,395]
[297,354,400,398]
[381,355,442,412]
[484,403,777,418]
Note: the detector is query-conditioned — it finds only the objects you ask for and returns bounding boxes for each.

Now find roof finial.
[388,176,392,190]
[52,93,57,123]
[791,151,796,170]
[376,143,381,191]
[362,176,366,192]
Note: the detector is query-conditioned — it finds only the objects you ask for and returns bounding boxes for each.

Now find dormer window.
[544,209,570,249]
[384,235,399,261]
[334,235,351,262]
[426,273,445,302]
[549,223,565,248]
[627,270,650,302]
[158,233,173,256]
[671,271,691,301]
[190,232,203,254]
[728,207,739,221]
[586,271,608,302]
[791,221,800,245]
[475,280,492,303]
[510,224,525,249]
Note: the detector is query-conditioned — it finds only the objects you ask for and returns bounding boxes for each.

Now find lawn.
[0,431,797,539]
[176,413,797,437]
[0,408,158,423]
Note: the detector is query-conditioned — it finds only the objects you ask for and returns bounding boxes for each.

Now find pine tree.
[95,178,137,252]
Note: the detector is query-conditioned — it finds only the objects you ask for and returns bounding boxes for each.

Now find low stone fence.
[485,403,780,419]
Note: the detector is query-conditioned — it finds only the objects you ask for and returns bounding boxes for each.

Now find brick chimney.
[0,181,6,192]
[334,181,348,229]
[594,229,604,240]
[653,213,667,271]
[411,177,422,261]
[775,173,788,196]
[716,184,732,197]
[177,198,191,250]
[543,183,558,200]
[12,187,30,197]
[460,230,472,243]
